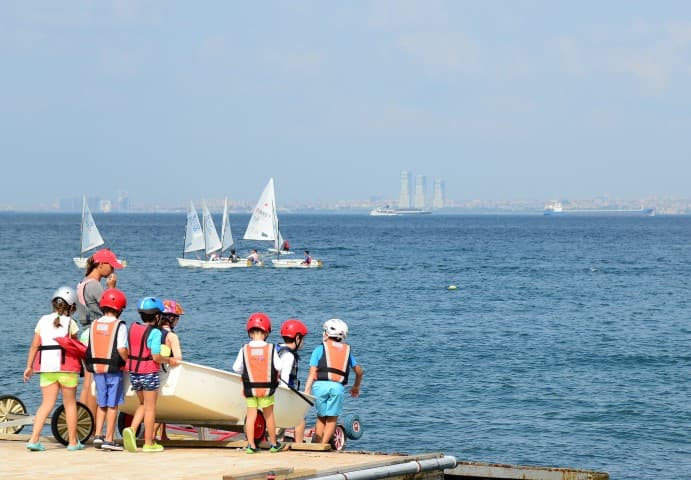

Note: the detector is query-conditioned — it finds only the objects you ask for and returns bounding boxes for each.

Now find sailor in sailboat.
[247,249,261,265]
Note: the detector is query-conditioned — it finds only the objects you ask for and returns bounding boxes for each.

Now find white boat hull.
[120,361,313,430]
[177,258,204,268]
[271,258,323,269]
[201,259,262,269]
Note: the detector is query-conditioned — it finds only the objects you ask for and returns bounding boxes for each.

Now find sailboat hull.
[177,258,204,268]
[73,257,88,268]
[200,259,262,269]
[271,259,323,268]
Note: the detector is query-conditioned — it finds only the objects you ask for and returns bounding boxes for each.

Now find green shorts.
[39,372,79,388]
[245,394,275,409]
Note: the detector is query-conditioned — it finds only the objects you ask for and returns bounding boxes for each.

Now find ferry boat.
[544,201,654,216]
[369,205,432,216]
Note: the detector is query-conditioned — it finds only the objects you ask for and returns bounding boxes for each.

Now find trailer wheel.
[51,401,94,446]
[117,412,142,437]
[0,395,27,435]
[342,413,363,440]
[330,425,347,451]
[252,410,266,443]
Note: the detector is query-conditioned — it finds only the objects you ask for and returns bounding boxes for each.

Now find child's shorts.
[39,372,79,388]
[245,395,275,409]
[128,372,160,391]
[94,372,125,408]
[312,381,345,417]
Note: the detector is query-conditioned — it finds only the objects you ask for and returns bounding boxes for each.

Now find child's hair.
[140,312,159,324]
[248,327,267,337]
[52,298,75,327]
[102,306,121,317]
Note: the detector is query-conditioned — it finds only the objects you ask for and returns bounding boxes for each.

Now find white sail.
[202,201,222,256]
[81,195,104,254]
[220,196,234,253]
[243,178,277,243]
[184,202,205,253]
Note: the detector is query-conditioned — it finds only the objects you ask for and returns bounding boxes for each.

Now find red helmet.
[246,312,271,333]
[100,288,127,311]
[280,319,308,338]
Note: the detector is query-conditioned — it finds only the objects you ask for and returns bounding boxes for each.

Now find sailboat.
[73,196,126,268]
[244,178,322,269]
[201,197,255,268]
[176,201,205,267]
[267,230,294,255]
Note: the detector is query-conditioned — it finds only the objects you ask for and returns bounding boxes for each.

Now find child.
[247,249,260,265]
[83,288,128,451]
[153,299,184,441]
[23,286,83,451]
[232,312,286,453]
[277,318,309,443]
[122,296,170,453]
[158,299,184,367]
[304,318,364,446]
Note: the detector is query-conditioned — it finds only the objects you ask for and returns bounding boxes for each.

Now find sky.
[2,1,690,208]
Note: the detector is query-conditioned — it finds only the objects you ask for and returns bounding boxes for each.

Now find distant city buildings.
[398,171,411,209]
[398,170,444,210]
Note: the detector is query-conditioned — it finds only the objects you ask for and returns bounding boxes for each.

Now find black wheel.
[330,425,347,451]
[342,413,363,440]
[0,395,27,435]
[51,401,94,446]
[117,412,142,437]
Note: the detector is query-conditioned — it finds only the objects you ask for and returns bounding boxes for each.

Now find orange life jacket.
[241,343,278,398]
[126,323,159,374]
[85,318,125,373]
[316,339,351,384]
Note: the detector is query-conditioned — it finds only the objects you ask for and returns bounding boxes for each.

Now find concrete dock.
[0,434,608,480]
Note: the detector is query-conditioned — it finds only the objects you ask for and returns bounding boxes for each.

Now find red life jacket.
[126,323,159,374]
[85,318,126,373]
[241,343,278,398]
[33,316,82,373]
[316,339,351,384]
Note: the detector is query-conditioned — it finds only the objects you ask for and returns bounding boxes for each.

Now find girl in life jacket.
[157,299,184,367]
[23,286,84,451]
[277,318,309,443]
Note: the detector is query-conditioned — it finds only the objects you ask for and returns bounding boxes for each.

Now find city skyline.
[2,2,690,207]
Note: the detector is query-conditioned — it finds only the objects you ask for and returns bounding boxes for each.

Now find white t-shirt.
[34,313,80,372]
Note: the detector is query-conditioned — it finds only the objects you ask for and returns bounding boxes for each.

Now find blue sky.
[2,1,690,207]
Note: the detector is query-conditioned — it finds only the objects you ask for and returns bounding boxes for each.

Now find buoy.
[447,285,458,290]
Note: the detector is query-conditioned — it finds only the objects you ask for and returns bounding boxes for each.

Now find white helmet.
[323,318,348,341]
[52,286,77,306]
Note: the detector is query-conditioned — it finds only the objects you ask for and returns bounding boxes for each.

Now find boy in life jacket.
[23,286,83,451]
[304,318,364,446]
[277,318,308,443]
[84,288,128,451]
[122,296,170,453]
[232,312,286,453]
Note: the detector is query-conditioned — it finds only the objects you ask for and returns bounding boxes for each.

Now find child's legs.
[320,416,338,445]
[294,418,306,443]
[142,389,158,445]
[59,382,79,446]
[262,404,277,445]
[30,380,59,443]
[130,390,145,433]
[245,406,258,447]
[79,370,97,419]
[105,407,119,442]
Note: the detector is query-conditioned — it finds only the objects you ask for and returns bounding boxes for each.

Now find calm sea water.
[1,213,689,479]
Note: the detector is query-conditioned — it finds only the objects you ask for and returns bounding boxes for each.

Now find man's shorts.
[312,381,345,417]
[94,372,125,408]
[128,372,160,392]
[39,372,79,388]
[245,394,275,409]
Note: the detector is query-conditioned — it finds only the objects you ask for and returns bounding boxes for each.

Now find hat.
[92,248,124,269]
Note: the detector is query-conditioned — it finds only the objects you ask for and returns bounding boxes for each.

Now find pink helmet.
[163,299,185,316]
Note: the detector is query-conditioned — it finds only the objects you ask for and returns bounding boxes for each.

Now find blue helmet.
[137,296,164,315]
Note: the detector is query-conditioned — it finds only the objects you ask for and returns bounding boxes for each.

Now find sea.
[0,212,689,479]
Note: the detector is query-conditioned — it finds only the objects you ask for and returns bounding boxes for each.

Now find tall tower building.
[414,175,426,210]
[398,170,411,209]
[432,178,445,209]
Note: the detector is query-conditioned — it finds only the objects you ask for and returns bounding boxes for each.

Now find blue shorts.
[94,372,125,408]
[312,381,345,417]
[128,372,160,392]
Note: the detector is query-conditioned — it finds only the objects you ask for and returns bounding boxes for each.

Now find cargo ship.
[369,205,432,216]
[544,201,654,216]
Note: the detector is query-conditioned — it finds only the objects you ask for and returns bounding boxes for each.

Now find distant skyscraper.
[414,175,426,210]
[398,171,411,209]
[432,178,445,209]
